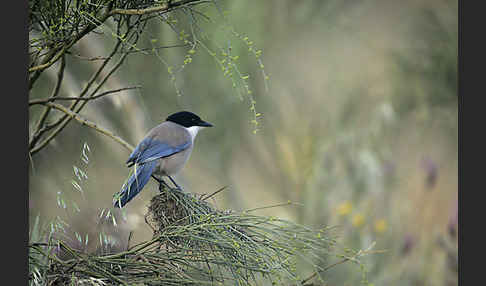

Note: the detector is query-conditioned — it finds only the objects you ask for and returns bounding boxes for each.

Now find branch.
[29,0,208,155]
[67,43,189,61]
[28,46,68,72]
[29,86,141,106]
[37,102,134,152]
[29,55,66,149]
[35,20,149,153]
[28,0,204,77]
[201,186,228,201]
[29,37,124,154]
[300,242,382,285]
[29,47,61,90]
[125,43,191,54]
[29,36,135,156]
[108,0,202,16]
[30,19,146,157]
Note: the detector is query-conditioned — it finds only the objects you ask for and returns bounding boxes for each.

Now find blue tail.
[113,161,158,208]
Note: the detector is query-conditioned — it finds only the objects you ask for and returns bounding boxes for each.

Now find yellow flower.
[337,201,352,216]
[374,219,387,233]
[352,213,365,227]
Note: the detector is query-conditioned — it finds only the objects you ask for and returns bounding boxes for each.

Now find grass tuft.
[29,186,346,285]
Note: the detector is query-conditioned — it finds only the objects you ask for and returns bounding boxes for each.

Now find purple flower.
[421,156,438,189]
[448,201,458,238]
[401,234,415,256]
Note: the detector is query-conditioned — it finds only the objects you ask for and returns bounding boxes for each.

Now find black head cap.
[166,111,213,128]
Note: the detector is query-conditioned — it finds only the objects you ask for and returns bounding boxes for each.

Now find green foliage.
[29,185,373,285]
[29,0,267,155]
[28,145,367,285]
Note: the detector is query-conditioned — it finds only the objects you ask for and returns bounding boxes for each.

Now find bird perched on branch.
[113,111,213,208]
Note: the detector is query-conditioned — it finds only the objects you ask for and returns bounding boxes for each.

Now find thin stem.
[29,55,66,149]
[29,38,125,155]
[29,36,124,154]
[33,102,134,152]
[108,0,202,16]
[28,0,203,77]
[29,86,141,106]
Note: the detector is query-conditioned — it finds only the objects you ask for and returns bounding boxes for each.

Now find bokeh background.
[29,0,458,285]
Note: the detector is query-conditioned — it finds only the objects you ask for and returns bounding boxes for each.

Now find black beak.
[198,120,213,127]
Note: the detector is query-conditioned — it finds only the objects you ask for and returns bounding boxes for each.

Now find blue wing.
[113,160,158,208]
[126,137,191,166]
[113,137,191,208]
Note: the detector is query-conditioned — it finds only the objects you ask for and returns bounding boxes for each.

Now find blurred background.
[29,0,457,285]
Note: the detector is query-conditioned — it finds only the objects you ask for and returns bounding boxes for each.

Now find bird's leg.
[159,179,171,192]
[151,175,170,192]
[168,175,183,191]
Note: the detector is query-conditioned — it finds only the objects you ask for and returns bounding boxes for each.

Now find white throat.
[186,126,202,142]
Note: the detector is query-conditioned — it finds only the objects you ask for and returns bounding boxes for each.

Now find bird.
[113,111,213,208]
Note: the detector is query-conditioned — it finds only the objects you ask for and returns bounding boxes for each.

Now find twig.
[300,242,383,285]
[29,55,66,149]
[29,47,62,89]
[300,258,350,285]
[30,17,150,155]
[125,43,191,54]
[28,0,203,75]
[29,37,124,154]
[201,186,227,201]
[28,46,68,73]
[108,0,202,16]
[127,231,134,251]
[29,38,127,156]
[67,54,109,61]
[29,86,141,106]
[68,43,189,60]
[30,14,151,156]
[245,201,299,213]
[35,102,134,152]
